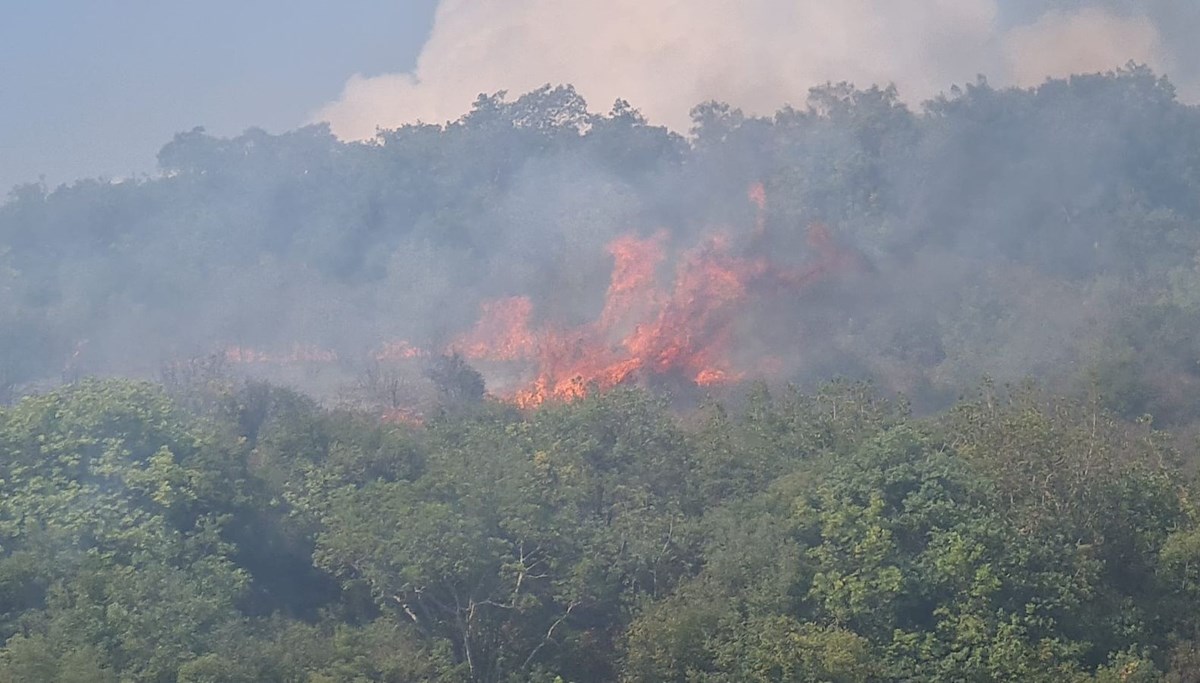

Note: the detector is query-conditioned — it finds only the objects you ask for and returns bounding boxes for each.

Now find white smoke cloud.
[1003,8,1163,88]
[312,1,1184,140]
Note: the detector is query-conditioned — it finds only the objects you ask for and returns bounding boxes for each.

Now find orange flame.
[455,296,538,361]
[224,344,338,364]
[458,217,863,406]
[599,232,666,328]
[216,183,867,412]
[374,340,429,362]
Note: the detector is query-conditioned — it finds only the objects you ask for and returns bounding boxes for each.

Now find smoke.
[1003,8,1163,88]
[312,0,1192,139]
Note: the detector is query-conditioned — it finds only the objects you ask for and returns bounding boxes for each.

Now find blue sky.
[1,1,439,194]
[5,0,1196,198]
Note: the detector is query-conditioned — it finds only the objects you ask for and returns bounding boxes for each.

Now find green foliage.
[7,68,1200,679]
[710,616,876,682]
[0,377,1197,681]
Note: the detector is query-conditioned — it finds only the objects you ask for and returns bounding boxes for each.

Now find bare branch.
[521,601,579,671]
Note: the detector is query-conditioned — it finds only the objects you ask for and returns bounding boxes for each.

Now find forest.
[5,64,1200,680]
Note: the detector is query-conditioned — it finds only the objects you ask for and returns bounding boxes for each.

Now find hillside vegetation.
[4,65,1200,422]
[1,378,1198,681]
[6,65,1200,681]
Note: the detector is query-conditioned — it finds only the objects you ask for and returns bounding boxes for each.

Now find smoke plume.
[313,0,1189,138]
[1003,8,1163,88]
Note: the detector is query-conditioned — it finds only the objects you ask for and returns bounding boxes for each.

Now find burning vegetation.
[222,184,868,409]
[12,69,1200,683]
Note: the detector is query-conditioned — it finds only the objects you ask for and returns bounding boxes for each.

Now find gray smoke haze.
[313,0,1195,138]
[6,3,1200,423]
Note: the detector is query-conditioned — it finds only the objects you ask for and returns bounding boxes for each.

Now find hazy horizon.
[0,1,438,193]
[6,0,1200,196]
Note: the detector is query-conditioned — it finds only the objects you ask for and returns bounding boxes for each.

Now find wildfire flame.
[452,207,863,405]
[224,344,338,364]
[218,183,866,410]
[455,296,538,361]
[374,340,429,362]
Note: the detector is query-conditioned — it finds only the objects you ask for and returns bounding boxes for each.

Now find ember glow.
[374,340,429,362]
[225,344,338,364]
